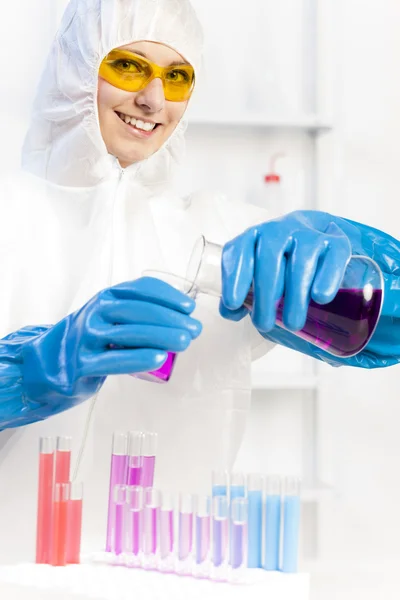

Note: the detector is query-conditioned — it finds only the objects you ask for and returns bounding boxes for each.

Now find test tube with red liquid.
[66,482,83,564]
[51,483,70,566]
[55,436,72,484]
[36,437,55,564]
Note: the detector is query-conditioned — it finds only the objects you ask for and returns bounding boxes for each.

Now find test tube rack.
[103,472,301,584]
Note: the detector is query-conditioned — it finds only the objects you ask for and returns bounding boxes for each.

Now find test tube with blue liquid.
[124,485,143,567]
[193,495,211,578]
[211,495,229,581]
[176,494,194,575]
[263,475,281,571]
[212,470,228,497]
[281,477,301,573]
[230,472,246,501]
[142,488,160,570]
[159,492,175,573]
[229,497,248,583]
[247,473,263,568]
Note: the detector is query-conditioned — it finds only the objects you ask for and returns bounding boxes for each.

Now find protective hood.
[21,0,204,187]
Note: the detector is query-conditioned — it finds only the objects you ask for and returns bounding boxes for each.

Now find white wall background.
[0,0,57,173]
[182,5,400,597]
[1,0,400,598]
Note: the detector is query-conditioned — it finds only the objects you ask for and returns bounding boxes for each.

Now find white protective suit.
[0,0,274,561]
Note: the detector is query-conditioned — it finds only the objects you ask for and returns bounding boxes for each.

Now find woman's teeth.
[117,112,156,132]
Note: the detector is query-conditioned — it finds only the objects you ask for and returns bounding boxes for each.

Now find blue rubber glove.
[221,210,400,369]
[220,211,352,332]
[0,277,202,429]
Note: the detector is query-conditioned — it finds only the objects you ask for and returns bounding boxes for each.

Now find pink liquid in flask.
[133,351,177,383]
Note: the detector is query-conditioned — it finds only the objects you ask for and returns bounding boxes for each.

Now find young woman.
[0,0,399,559]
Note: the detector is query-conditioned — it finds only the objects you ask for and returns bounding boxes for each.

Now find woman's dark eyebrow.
[125,48,187,66]
[168,61,187,67]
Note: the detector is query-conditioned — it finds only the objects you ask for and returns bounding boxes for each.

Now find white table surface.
[0,562,310,600]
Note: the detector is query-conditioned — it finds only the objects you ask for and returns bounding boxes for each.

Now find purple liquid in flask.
[133,351,177,383]
[245,288,382,357]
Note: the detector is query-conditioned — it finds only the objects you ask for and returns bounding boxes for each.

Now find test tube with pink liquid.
[140,432,157,489]
[105,432,128,552]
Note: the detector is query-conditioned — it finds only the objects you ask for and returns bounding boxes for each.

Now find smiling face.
[97,41,193,168]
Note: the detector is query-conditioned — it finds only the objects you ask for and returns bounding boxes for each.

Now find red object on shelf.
[264,173,281,183]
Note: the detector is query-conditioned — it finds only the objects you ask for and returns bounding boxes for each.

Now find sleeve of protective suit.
[0,325,88,430]
[260,211,400,369]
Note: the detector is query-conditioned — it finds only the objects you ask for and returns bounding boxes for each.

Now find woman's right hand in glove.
[2,277,201,427]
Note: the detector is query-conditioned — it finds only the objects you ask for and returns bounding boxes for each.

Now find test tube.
[51,483,70,566]
[195,496,211,564]
[159,492,175,573]
[113,484,127,556]
[140,432,157,488]
[142,488,161,570]
[281,477,301,573]
[106,432,128,552]
[55,436,72,484]
[125,486,143,567]
[230,497,248,582]
[66,482,83,564]
[263,475,281,571]
[211,495,229,581]
[212,470,229,497]
[127,431,143,486]
[177,494,194,575]
[193,495,211,578]
[247,474,263,568]
[36,437,55,564]
[230,472,246,501]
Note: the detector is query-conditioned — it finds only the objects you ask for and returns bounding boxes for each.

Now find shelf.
[301,481,334,503]
[186,113,333,133]
[301,557,400,575]
[251,373,318,391]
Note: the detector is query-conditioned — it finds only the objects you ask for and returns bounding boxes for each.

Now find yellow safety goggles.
[99,49,195,102]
